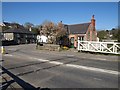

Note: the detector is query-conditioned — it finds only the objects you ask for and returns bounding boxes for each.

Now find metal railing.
[78,40,120,54]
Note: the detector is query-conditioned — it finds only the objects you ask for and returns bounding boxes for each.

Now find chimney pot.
[91,15,95,27]
[92,15,94,19]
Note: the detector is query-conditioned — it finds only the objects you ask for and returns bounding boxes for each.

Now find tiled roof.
[3,22,11,26]
[3,22,25,29]
[3,28,35,34]
[3,22,20,26]
[68,23,91,34]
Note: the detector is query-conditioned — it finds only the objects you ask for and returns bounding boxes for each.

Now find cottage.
[3,28,36,44]
[62,15,97,48]
[2,22,36,45]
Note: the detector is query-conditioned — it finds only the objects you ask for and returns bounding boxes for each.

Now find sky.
[2,2,118,30]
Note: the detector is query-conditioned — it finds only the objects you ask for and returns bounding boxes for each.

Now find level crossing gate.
[78,39,120,55]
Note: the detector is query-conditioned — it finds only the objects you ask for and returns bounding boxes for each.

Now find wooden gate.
[78,40,120,54]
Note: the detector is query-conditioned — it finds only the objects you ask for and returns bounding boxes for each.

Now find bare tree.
[38,20,68,44]
[40,20,55,43]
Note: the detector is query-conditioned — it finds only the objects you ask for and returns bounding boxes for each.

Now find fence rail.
[78,40,120,54]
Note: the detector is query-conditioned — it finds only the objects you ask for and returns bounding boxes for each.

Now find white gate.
[78,40,120,55]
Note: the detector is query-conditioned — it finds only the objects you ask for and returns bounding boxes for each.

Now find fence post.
[88,41,89,50]
[78,37,80,51]
[99,42,101,51]
[114,43,117,53]
[112,43,114,53]
[1,46,5,54]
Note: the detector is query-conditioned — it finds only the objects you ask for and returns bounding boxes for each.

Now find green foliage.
[110,28,118,39]
[2,26,10,31]
[97,28,119,41]
[24,22,34,29]
[117,29,120,42]
[31,27,39,34]
[97,30,107,41]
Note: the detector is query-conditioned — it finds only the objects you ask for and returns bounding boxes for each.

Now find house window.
[32,35,34,38]
[70,37,74,44]
[17,34,20,38]
[79,36,84,41]
[25,35,28,38]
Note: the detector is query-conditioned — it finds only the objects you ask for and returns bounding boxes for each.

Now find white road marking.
[49,61,63,65]
[95,58,107,60]
[66,55,74,57]
[38,59,49,62]
[3,54,13,57]
[93,78,102,81]
[32,57,63,64]
[84,57,117,62]
[93,58,118,62]
[7,54,119,75]
[82,57,107,61]
[35,58,49,62]
[87,57,107,61]
[65,64,119,75]
[31,57,119,75]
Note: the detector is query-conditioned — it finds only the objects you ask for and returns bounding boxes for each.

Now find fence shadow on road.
[2,56,81,77]
[1,55,87,90]
[6,55,77,71]
[1,65,51,90]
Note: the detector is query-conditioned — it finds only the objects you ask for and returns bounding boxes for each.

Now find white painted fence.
[78,40,120,54]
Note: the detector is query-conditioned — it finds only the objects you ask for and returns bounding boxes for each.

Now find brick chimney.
[58,21,63,28]
[29,27,32,31]
[90,15,96,41]
[91,15,95,27]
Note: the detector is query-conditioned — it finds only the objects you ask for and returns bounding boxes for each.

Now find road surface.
[1,44,119,89]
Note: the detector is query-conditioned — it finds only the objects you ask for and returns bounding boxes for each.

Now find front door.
[70,37,74,48]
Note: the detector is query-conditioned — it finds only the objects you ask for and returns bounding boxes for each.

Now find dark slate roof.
[68,23,91,34]
[3,28,35,34]
[3,22,25,29]
[3,22,11,26]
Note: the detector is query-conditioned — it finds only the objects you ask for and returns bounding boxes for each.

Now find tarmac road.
[1,44,119,88]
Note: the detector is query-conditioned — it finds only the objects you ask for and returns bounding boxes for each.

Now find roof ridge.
[68,22,91,34]
[68,22,91,26]
[3,28,35,34]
